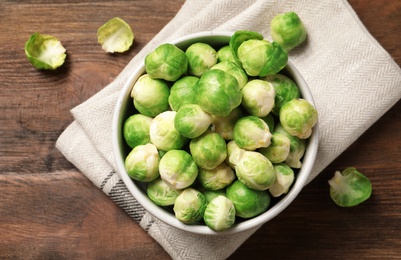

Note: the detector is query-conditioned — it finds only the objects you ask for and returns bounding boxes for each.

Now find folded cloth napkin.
[56,0,401,259]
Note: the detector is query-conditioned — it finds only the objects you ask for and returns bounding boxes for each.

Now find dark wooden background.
[1,0,401,259]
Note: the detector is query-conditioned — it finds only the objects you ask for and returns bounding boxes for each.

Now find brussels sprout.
[189,131,227,170]
[123,114,153,148]
[233,116,272,150]
[258,132,290,163]
[234,150,276,191]
[211,107,243,140]
[216,45,239,65]
[159,150,198,189]
[185,42,217,77]
[174,104,213,139]
[210,61,248,90]
[147,178,180,206]
[226,180,271,218]
[145,43,188,81]
[173,188,207,224]
[198,162,235,190]
[275,123,306,168]
[196,69,242,117]
[226,140,245,169]
[124,143,160,182]
[237,39,288,77]
[261,113,276,132]
[131,74,170,117]
[270,12,307,51]
[328,167,372,207]
[241,79,276,117]
[97,17,134,53]
[262,73,300,115]
[279,98,318,139]
[200,188,227,203]
[269,163,295,197]
[229,30,264,66]
[203,196,236,231]
[168,76,199,111]
[149,111,188,151]
[25,32,66,70]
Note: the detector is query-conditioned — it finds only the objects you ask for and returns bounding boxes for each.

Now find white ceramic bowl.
[112,31,319,235]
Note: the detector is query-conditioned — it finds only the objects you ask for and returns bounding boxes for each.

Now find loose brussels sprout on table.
[120,26,318,232]
[270,11,307,51]
[97,17,134,53]
[25,32,67,70]
[328,167,372,207]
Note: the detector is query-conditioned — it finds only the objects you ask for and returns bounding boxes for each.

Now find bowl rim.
[112,31,319,235]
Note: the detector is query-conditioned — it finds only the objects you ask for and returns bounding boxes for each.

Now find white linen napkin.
[56,0,401,259]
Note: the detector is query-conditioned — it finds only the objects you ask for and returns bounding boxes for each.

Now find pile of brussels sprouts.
[122,13,317,232]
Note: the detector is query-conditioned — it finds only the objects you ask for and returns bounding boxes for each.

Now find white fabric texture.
[56,0,401,259]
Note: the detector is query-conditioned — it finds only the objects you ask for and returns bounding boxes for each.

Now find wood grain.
[0,0,400,259]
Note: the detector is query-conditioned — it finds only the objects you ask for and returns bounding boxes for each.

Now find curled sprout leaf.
[25,32,67,70]
[97,17,134,53]
[328,167,372,207]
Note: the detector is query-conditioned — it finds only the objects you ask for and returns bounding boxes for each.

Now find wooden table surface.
[1,0,401,259]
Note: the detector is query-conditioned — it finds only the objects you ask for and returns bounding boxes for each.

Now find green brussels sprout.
[159,150,198,189]
[258,132,290,164]
[189,131,227,170]
[210,61,248,90]
[233,116,272,150]
[123,114,153,148]
[229,30,264,66]
[124,143,160,182]
[196,69,242,117]
[149,111,188,151]
[185,42,217,77]
[234,150,276,191]
[168,76,199,111]
[200,188,227,203]
[145,43,188,81]
[269,163,295,197]
[174,104,213,139]
[279,98,318,139]
[226,180,271,218]
[147,178,180,206]
[97,17,134,53]
[211,107,243,140]
[270,12,307,51]
[226,140,245,169]
[261,113,276,132]
[328,167,372,207]
[203,195,236,231]
[198,162,235,190]
[241,79,276,117]
[262,73,301,115]
[24,32,66,70]
[216,45,239,65]
[131,74,170,117]
[275,123,306,168]
[173,188,207,224]
[237,39,288,77]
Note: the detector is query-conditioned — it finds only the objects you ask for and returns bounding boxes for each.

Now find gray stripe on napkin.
[108,179,147,223]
